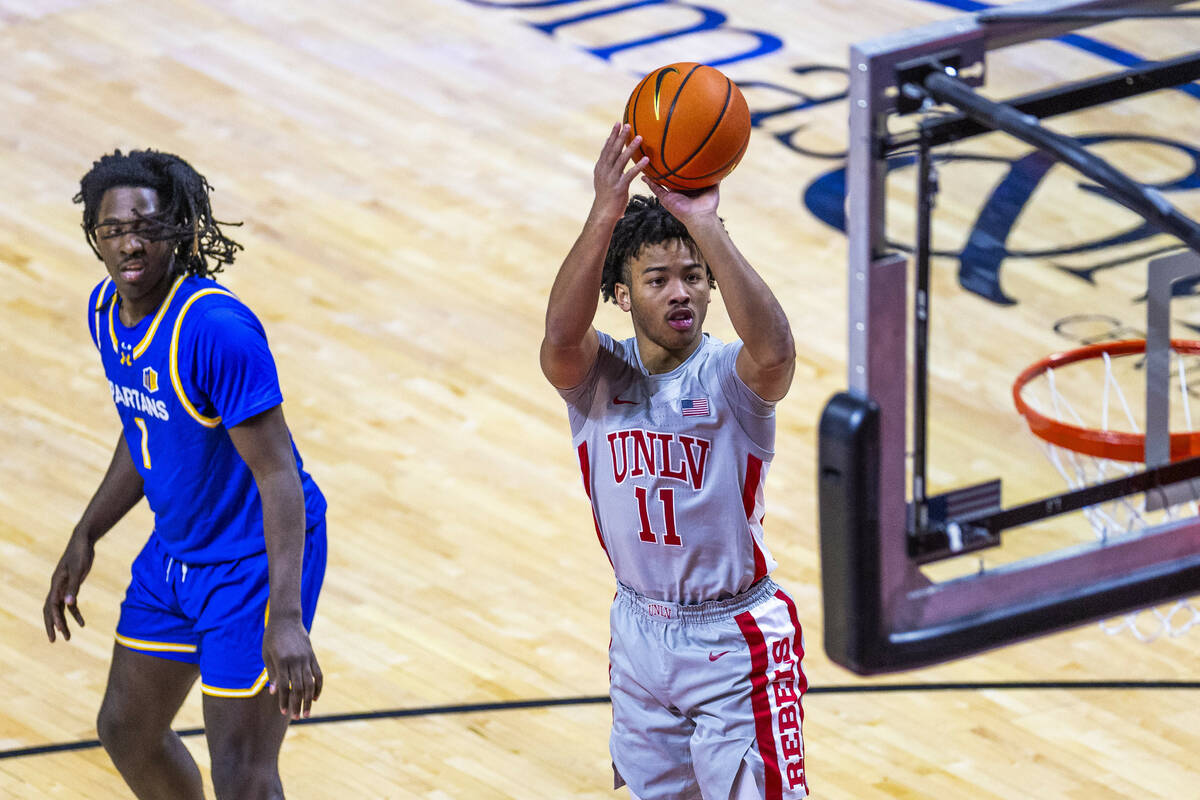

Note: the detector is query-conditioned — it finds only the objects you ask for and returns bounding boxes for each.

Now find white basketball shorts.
[608,577,808,800]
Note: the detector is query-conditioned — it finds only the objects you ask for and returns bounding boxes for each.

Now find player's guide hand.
[44,532,95,642]
[265,617,323,719]
[641,175,720,228]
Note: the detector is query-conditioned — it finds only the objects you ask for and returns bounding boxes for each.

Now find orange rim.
[1012,339,1200,463]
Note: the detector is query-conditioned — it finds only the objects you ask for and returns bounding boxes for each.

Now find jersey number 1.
[635,486,681,546]
[133,417,152,469]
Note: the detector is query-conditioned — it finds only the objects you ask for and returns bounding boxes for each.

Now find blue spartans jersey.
[559,331,778,604]
[88,275,326,563]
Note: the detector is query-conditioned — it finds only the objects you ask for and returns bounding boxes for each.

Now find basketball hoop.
[1013,339,1200,463]
[1012,339,1200,640]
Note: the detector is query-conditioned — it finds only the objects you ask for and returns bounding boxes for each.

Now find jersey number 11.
[635,486,681,546]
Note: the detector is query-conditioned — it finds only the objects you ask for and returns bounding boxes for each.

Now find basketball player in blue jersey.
[541,124,808,799]
[43,149,327,800]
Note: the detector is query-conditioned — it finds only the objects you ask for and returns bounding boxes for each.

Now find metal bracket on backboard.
[895,47,987,114]
[907,479,1003,563]
[1145,250,1200,509]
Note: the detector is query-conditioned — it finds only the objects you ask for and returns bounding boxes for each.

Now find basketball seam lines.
[659,64,705,179]
[684,128,749,182]
[628,73,672,183]
[660,72,739,185]
[669,76,732,178]
[630,65,745,187]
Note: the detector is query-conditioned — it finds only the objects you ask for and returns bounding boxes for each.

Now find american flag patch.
[681,397,710,417]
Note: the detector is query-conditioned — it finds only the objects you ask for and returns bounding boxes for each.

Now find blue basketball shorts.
[115,520,326,698]
[608,577,808,800]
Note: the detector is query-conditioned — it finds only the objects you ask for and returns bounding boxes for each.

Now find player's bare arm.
[227,405,322,720]
[44,433,145,643]
[643,178,796,402]
[541,123,649,389]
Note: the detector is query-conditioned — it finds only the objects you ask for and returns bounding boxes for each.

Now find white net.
[1020,344,1200,641]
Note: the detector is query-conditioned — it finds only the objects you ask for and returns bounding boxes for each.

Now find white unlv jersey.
[559,331,778,604]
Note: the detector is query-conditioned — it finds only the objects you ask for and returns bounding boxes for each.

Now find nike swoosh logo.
[613,396,637,405]
[709,650,732,662]
[653,67,679,120]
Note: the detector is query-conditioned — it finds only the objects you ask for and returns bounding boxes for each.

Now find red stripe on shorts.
[777,589,809,699]
[735,608,783,800]
[776,589,809,794]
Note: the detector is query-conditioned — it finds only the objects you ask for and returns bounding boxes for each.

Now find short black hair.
[600,195,716,303]
[75,149,242,278]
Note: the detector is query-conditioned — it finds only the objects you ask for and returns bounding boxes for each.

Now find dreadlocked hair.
[600,195,717,304]
[74,149,243,279]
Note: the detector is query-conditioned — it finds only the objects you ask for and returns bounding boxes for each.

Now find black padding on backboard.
[818,390,1200,675]
[817,391,883,674]
[862,562,1200,675]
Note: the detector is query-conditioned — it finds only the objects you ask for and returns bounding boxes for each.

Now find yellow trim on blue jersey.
[201,668,269,698]
[169,287,236,428]
[132,276,186,359]
[107,291,120,354]
[105,275,186,359]
[93,277,112,352]
[114,633,197,654]
[93,277,113,312]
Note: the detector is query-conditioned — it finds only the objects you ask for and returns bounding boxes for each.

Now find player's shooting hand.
[264,616,322,720]
[44,532,95,643]
[592,123,649,220]
[641,176,720,228]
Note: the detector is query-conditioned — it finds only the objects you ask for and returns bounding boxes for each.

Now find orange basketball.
[623,62,751,192]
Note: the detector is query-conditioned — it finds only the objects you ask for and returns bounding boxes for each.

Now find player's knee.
[96,698,143,763]
[95,704,121,753]
[210,746,282,800]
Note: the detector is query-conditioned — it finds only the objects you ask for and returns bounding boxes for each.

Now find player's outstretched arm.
[45,433,145,643]
[228,405,322,720]
[541,123,648,390]
[643,179,796,402]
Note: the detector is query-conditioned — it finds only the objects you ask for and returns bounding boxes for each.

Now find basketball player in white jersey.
[541,123,808,799]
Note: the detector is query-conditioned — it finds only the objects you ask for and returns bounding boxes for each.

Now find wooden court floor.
[2,0,1199,797]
